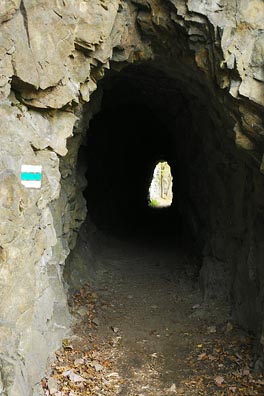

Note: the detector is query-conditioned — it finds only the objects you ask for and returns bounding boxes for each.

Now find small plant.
[149,198,159,207]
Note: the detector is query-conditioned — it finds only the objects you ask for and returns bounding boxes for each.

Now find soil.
[45,226,264,396]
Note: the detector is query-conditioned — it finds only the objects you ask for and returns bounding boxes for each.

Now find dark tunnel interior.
[83,98,183,238]
[68,64,264,342]
[79,64,237,256]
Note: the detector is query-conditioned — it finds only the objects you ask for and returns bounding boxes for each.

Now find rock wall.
[0,0,263,394]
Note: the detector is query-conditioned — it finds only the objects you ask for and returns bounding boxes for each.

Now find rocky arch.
[0,1,264,394]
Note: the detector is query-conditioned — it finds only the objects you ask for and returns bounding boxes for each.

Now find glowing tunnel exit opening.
[148,161,173,208]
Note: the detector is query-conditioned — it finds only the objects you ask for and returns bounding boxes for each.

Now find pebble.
[207,325,217,334]
[94,363,104,372]
[74,358,84,365]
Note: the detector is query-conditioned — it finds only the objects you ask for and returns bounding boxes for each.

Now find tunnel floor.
[46,223,264,396]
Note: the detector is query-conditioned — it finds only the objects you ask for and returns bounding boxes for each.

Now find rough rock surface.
[0,1,263,395]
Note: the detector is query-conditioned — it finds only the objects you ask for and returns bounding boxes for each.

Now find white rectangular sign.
[21,165,42,189]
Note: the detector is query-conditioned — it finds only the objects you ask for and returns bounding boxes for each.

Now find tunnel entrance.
[70,62,248,292]
[80,63,233,252]
[60,63,264,395]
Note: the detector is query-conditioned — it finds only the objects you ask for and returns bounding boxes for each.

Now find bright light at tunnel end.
[148,161,173,208]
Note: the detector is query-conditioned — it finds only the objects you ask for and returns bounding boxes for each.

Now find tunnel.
[64,62,242,314]
[83,70,183,240]
[64,59,263,350]
[66,62,259,299]
[60,63,264,394]
[75,63,238,256]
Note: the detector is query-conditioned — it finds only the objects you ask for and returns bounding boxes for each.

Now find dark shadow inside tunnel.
[61,63,264,392]
[65,65,264,357]
[65,60,264,351]
[80,64,221,252]
[69,60,252,279]
[82,103,180,237]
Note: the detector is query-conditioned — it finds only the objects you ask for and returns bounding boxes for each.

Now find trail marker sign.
[20,165,42,188]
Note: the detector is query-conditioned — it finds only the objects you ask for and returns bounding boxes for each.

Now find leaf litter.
[42,283,264,396]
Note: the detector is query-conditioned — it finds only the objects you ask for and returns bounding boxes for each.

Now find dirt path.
[46,230,264,396]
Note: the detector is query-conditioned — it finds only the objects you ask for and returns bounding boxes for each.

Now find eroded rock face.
[0,1,263,394]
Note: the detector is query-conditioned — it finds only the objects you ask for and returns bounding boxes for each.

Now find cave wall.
[0,1,264,394]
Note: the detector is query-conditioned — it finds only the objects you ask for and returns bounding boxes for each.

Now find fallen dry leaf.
[62,369,85,383]
[215,376,225,386]
[167,383,177,393]
[198,352,207,361]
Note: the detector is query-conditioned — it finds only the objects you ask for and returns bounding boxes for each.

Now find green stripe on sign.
[21,172,42,181]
